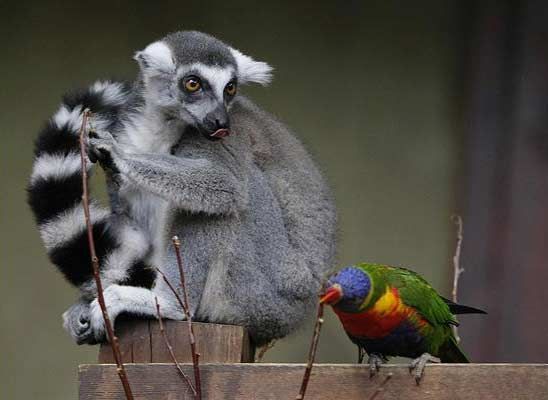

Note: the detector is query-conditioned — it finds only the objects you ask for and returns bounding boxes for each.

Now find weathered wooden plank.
[98,318,152,363]
[79,363,548,400]
[98,320,254,364]
[150,320,254,363]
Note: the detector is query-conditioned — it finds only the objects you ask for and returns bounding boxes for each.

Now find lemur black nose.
[215,119,228,130]
[204,107,231,139]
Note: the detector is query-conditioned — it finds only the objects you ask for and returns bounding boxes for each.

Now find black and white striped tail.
[27,81,155,291]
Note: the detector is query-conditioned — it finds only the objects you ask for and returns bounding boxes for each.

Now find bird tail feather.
[439,337,470,363]
[442,297,487,315]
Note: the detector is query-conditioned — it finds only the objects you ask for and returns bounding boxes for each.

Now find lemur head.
[134,31,273,140]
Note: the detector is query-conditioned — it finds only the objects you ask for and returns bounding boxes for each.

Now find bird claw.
[409,353,440,385]
[357,347,366,364]
[368,353,384,378]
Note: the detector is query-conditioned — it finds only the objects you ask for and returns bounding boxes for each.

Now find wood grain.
[98,318,152,363]
[80,363,548,399]
[98,320,255,364]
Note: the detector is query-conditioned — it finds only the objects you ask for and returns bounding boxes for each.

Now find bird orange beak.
[320,284,343,305]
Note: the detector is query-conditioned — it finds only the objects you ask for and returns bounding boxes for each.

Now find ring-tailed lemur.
[27,31,337,346]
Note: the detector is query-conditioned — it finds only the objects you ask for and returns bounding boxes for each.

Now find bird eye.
[183,76,201,93]
[225,81,237,96]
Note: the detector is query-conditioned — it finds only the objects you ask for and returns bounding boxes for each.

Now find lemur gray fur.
[27,31,337,346]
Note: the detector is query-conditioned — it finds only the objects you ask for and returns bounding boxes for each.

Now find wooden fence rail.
[80,363,548,399]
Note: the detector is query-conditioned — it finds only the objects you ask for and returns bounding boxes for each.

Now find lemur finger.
[87,141,107,164]
[92,148,119,173]
[75,329,98,345]
[88,149,99,164]
[74,318,96,345]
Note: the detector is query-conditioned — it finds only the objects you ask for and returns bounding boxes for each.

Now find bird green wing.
[389,266,457,327]
[358,263,457,327]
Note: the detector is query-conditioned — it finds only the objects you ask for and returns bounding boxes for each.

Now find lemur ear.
[230,48,273,86]
[134,41,176,77]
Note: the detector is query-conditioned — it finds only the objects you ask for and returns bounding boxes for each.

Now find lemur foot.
[368,353,385,378]
[62,301,97,345]
[87,284,186,343]
[88,285,125,343]
[409,352,440,385]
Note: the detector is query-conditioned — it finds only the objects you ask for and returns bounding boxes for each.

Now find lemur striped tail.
[27,81,154,292]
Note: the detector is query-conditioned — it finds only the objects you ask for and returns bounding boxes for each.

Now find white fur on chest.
[122,106,181,154]
[118,109,180,265]
[125,189,171,266]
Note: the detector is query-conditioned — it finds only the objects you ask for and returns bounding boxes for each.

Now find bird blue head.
[320,266,371,312]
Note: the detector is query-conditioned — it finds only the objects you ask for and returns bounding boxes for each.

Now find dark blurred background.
[2,1,548,399]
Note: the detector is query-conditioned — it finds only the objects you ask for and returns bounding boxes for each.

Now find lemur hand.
[88,285,125,343]
[88,130,122,174]
[61,286,123,344]
[62,300,97,345]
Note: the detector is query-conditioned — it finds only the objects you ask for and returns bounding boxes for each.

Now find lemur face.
[175,63,237,140]
[134,31,273,141]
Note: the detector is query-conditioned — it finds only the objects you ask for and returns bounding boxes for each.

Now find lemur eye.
[183,76,201,93]
[225,81,237,96]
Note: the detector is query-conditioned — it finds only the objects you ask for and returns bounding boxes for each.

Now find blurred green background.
[1,1,467,398]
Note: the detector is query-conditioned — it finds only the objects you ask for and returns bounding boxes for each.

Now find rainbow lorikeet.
[320,263,486,383]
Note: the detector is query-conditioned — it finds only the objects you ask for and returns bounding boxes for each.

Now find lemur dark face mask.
[175,67,237,141]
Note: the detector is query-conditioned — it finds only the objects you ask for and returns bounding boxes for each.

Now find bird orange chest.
[333,287,411,339]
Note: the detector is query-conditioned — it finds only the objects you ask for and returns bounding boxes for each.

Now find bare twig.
[155,267,188,314]
[154,297,197,397]
[451,215,464,343]
[154,266,201,399]
[295,301,325,400]
[255,339,277,362]
[367,373,393,400]
[79,109,134,399]
[172,236,202,400]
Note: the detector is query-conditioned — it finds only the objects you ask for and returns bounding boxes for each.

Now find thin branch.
[172,236,202,400]
[79,109,134,400]
[367,373,393,400]
[451,214,465,344]
[155,267,188,315]
[255,339,277,363]
[154,297,197,397]
[295,300,325,400]
[155,264,200,400]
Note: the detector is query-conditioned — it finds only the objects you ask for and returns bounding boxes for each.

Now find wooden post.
[97,318,255,364]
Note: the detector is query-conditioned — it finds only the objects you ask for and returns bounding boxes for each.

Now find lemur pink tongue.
[210,129,230,138]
